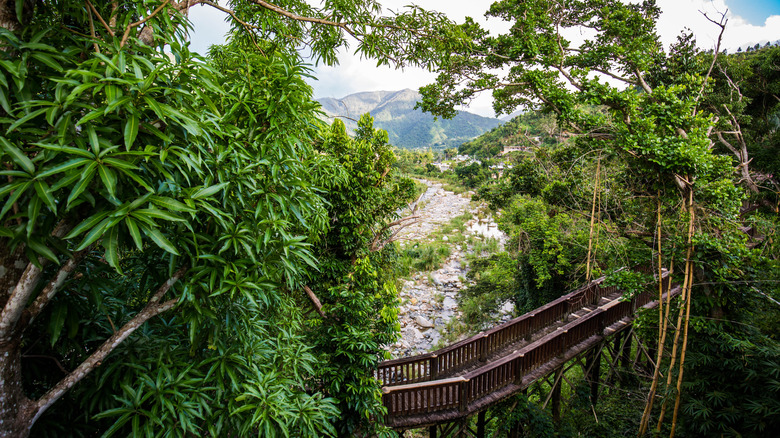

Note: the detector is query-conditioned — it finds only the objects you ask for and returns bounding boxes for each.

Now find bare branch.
[696,10,728,103]
[85,0,115,37]
[370,215,420,252]
[120,0,170,47]
[86,5,100,53]
[634,67,653,94]
[303,285,326,318]
[247,0,358,39]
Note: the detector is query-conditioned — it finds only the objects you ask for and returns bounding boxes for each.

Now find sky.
[187,1,780,117]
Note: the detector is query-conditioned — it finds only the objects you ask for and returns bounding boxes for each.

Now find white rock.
[442,296,458,310]
[499,301,515,315]
[415,315,435,328]
[404,326,424,342]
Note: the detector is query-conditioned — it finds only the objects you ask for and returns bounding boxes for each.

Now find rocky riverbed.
[386,181,510,357]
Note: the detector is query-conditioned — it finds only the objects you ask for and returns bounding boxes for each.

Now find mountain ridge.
[316,89,502,149]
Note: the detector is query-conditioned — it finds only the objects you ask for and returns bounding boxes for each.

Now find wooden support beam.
[476,411,486,438]
[552,366,563,424]
[429,425,437,438]
[590,347,602,406]
[621,330,632,369]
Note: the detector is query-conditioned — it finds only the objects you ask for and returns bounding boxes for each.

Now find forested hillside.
[457,112,558,158]
[318,89,502,149]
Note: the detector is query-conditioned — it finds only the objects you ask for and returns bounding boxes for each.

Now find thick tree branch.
[303,285,326,318]
[17,251,88,332]
[247,0,357,39]
[85,0,115,37]
[29,266,187,427]
[0,263,43,343]
[634,67,653,94]
[0,222,71,344]
[120,0,170,47]
[369,215,419,252]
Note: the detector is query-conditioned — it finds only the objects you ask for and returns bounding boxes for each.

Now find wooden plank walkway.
[378,268,676,429]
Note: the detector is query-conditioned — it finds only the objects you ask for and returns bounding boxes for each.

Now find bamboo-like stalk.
[657,188,695,433]
[585,158,601,282]
[670,191,696,437]
[638,190,666,435]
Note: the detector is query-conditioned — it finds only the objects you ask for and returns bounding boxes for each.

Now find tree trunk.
[0,339,35,437]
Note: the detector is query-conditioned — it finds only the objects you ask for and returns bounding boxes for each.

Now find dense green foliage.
[0,1,454,436]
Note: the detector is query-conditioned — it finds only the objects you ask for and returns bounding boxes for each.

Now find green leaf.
[76,108,105,127]
[50,172,81,191]
[33,180,57,213]
[124,115,139,150]
[125,217,143,250]
[26,194,40,236]
[150,196,196,213]
[115,167,153,192]
[103,226,121,273]
[36,143,94,159]
[0,86,12,114]
[0,136,34,173]
[134,208,185,222]
[27,238,58,264]
[0,180,31,219]
[37,157,90,178]
[65,210,109,239]
[49,303,67,346]
[105,95,132,114]
[6,107,47,133]
[66,162,97,208]
[30,52,63,72]
[191,182,229,200]
[139,223,180,255]
[15,0,23,25]
[74,217,110,251]
[143,96,165,120]
[85,125,99,153]
[97,165,117,198]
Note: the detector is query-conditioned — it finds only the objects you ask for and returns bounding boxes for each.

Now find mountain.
[316,89,502,149]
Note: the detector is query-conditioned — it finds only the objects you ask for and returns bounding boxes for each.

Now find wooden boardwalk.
[378,268,676,429]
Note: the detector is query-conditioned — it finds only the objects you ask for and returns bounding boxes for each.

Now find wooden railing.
[378,273,620,387]
[381,268,675,420]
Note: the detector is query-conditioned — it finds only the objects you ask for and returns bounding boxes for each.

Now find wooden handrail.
[381,267,676,422]
[378,273,615,386]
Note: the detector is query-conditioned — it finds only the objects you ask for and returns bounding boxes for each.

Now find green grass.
[395,241,452,276]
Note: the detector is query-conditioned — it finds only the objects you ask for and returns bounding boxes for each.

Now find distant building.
[500,145,531,155]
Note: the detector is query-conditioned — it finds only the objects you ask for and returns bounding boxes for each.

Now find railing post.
[459,379,469,412]
[562,300,569,322]
[479,334,489,361]
[560,329,568,354]
[515,354,525,386]
[525,314,534,341]
[430,355,439,380]
[597,312,605,336]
